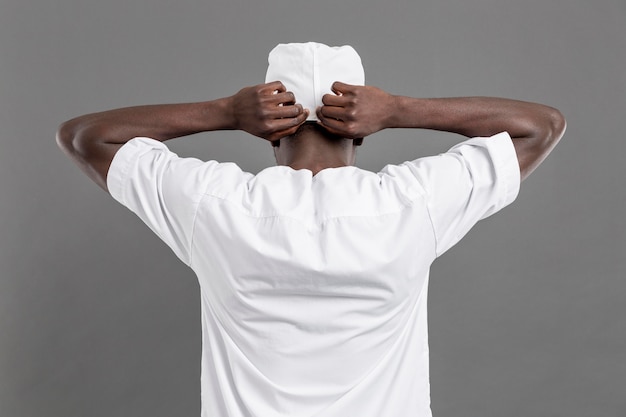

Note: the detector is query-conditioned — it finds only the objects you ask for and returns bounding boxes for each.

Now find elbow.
[538,107,566,156]
[546,107,567,144]
[526,106,566,152]
[514,106,566,181]
[56,117,105,157]
[56,119,80,155]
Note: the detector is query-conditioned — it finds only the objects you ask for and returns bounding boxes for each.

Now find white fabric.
[265,42,365,121]
[107,132,520,417]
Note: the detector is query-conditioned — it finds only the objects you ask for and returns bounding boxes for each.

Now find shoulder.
[388,132,520,195]
[107,137,253,205]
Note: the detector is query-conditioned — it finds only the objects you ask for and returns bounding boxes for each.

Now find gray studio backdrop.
[1,0,625,416]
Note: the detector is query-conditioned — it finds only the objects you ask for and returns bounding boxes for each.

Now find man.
[57,42,565,417]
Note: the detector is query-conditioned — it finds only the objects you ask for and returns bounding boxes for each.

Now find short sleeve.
[106,137,245,266]
[402,132,520,257]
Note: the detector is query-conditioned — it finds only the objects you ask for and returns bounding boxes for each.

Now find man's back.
[106,130,520,416]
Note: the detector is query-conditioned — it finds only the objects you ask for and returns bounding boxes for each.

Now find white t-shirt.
[107,132,520,417]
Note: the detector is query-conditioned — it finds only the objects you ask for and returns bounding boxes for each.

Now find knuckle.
[260,121,272,133]
[346,123,358,136]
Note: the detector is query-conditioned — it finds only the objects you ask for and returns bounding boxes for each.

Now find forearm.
[57,82,307,192]
[318,83,565,181]
[56,97,235,191]
[390,96,562,140]
[57,97,234,147]
[389,95,566,180]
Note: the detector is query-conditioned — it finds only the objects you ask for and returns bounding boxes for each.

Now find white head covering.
[265,42,365,121]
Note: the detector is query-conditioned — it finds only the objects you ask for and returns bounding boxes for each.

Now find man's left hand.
[316,82,396,139]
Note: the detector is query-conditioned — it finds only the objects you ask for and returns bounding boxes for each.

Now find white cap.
[265,42,365,121]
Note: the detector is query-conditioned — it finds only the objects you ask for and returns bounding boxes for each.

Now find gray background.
[1,0,624,416]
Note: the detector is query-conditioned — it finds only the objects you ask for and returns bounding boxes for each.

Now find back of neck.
[276,127,355,175]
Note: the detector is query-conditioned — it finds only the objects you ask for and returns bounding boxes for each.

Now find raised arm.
[56,82,308,191]
[316,82,566,181]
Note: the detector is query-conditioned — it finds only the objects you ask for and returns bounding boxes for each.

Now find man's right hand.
[316,82,397,139]
[229,81,309,142]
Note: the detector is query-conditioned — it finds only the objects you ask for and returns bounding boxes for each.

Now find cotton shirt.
[107,132,520,417]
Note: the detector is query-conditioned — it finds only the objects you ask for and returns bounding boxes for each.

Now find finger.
[316,108,346,134]
[331,81,355,95]
[270,108,309,130]
[269,125,302,141]
[267,103,305,119]
[266,109,309,139]
[321,93,347,107]
[268,91,296,106]
[318,105,346,121]
[316,120,345,138]
[263,81,286,94]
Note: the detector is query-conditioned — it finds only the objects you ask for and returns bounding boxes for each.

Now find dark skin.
[57,81,307,190]
[272,122,358,174]
[314,82,566,180]
[57,81,566,190]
